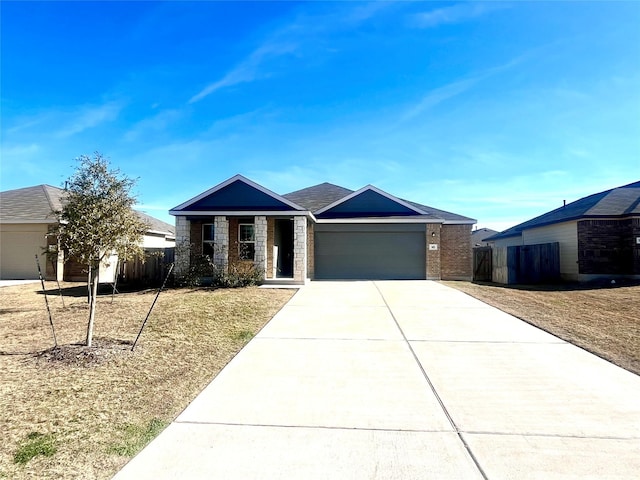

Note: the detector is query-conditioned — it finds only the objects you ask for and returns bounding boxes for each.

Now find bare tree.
[55,153,148,346]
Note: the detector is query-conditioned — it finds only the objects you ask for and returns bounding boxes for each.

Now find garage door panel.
[315,228,426,280]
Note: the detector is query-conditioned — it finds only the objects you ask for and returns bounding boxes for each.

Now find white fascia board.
[442,219,477,225]
[170,174,306,212]
[315,217,444,224]
[146,229,174,236]
[169,210,311,217]
[314,184,427,216]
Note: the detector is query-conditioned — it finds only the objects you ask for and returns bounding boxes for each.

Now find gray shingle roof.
[283,182,475,223]
[283,183,354,212]
[0,185,175,236]
[404,200,476,223]
[486,180,640,241]
[0,185,64,222]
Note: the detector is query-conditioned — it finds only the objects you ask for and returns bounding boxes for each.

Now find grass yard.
[0,282,295,479]
[443,281,640,376]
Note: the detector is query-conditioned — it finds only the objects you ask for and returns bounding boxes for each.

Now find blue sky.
[2,1,639,230]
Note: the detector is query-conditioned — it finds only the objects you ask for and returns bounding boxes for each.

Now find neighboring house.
[471,228,498,247]
[485,180,640,282]
[0,185,175,281]
[170,174,476,284]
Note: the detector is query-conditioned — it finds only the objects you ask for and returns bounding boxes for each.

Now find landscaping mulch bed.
[442,280,640,376]
[0,282,295,479]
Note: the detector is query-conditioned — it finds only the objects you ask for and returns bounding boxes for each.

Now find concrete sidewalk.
[113,281,640,479]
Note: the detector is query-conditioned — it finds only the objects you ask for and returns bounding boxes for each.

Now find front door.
[274,219,294,278]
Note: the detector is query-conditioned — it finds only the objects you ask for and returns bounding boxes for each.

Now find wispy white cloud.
[6,101,124,139]
[124,109,182,141]
[411,2,509,28]
[188,2,396,104]
[401,77,478,121]
[400,50,535,121]
[189,42,297,103]
[54,101,123,137]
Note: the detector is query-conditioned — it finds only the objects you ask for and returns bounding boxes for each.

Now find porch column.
[213,216,229,273]
[174,216,190,277]
[293,216,307,282]
[254,216,268,275]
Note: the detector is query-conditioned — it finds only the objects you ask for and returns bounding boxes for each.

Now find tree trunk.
[86,263,99,347]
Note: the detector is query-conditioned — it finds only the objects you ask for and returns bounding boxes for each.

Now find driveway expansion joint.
[174,420,456,434]
[373,281,491,480]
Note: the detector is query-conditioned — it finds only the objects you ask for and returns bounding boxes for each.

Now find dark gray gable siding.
[181,179,294,211]
[317,189,418,218]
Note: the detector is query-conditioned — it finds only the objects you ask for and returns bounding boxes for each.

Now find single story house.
[471,227,498,247]
[0,184,175,281]
[169,174,476,284]
[485,180,640,282]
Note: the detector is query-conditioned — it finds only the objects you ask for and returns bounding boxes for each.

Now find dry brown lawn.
[0,282,295,479]
[442,281,640,376]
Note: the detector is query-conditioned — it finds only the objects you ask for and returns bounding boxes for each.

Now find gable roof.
[486,180,640,241]
[283,182,475,223]
[0,184,175,236]
[315,185,427,218]
[170,174,305,214]
[471,228,499,246]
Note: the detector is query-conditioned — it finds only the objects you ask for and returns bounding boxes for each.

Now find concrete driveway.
[113,281,640,479]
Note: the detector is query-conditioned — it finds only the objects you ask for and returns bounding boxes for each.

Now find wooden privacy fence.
[119,247,175,286]
[473,247,492,281]
[491,242,560,284]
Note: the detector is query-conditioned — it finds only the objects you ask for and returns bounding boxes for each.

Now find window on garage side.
[238,223,255,260]
[202,223,215,258]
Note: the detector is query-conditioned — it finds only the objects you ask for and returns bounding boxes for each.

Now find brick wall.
[578,219,638,275]
[440,224,472,280]
[426,224,441,280]
[189,221,203,256]
[634,218,640,274]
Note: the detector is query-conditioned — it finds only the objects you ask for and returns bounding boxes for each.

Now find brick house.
[485,180,640,282]
[170,175,475,284]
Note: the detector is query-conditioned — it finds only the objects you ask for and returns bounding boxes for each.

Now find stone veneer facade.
[293,216,307,281]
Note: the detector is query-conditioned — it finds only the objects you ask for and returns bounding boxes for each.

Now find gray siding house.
[486,180,640,282]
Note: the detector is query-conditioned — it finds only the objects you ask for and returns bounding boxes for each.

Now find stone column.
[293,216,307,282]
[254,216,268,276]
[213,216,229,273]
[174,216,191,277]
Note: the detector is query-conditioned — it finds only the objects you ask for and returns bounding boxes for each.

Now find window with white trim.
[238,223,255,260]
[202,223,215,258]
